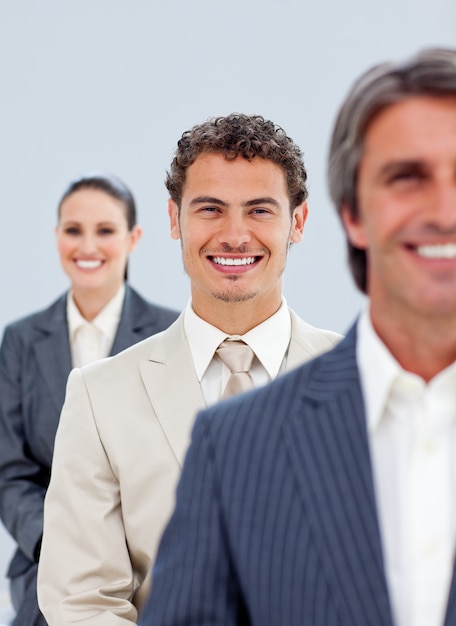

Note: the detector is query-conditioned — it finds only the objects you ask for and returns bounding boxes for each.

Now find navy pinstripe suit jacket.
[141,325,456,626]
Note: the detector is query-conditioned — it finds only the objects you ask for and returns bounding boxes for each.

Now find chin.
[73,279,104,291]
[211,290,258,303]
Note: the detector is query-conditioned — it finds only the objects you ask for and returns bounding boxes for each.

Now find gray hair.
[327,47,456,293]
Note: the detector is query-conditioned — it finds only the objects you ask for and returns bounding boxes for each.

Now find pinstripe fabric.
[141,325,455,625]
[445,573,456,626]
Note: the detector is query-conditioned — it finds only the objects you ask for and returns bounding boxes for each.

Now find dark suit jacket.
[0,285,178,579]
[141,325,456,626]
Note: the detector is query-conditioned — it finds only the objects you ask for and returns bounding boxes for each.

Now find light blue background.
[0,0,454,620]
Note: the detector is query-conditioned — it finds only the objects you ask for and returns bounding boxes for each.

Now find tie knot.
[216,340,254,374]
[216,340,255,398]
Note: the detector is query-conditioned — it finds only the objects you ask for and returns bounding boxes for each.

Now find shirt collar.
[357,308,405,434]
[67,283,125,340]
[184,297,291,382]
[358,308,456,434]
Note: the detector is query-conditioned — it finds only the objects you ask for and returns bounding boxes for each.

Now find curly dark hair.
[166,113,308,212]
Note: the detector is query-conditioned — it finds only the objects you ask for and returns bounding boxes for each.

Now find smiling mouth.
[75,259,104,269]
[415,244,456,259]
[210,256,258,266]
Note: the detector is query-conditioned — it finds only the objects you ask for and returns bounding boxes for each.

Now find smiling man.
[37,114,340,625]
[137,49,456,626]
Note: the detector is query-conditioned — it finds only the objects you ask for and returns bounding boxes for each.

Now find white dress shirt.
[184,298,291,406]
[67,284,125,368]
[357,310,456,626]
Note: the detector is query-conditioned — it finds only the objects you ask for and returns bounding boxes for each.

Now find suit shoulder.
[80,316,183,379]
[289,309,342,351]
[127,286,180,325]
[81,335,155,376]
[1,294,66,343]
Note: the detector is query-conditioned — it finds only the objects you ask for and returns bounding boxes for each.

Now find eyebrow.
[243,197,281,208]
[190,196,228,207]
[61,220,119,227]
[189,195,281,208]
[377,160,425,178]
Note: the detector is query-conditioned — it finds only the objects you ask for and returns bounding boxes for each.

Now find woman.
[0,173,179,625]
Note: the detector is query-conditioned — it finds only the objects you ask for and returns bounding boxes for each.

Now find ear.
[289,201,308,244]
[128,225,142,253]
[340,203,368,249]
[168,199,181,240]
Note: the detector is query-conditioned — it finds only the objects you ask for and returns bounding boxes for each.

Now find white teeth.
[212,257,256,266]
[76,260,103,269]
[416,244,456,259]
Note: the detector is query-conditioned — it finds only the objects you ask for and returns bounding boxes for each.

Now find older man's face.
[343,95,456,323]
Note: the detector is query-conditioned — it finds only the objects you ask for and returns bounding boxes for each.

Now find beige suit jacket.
[38,310,340,625]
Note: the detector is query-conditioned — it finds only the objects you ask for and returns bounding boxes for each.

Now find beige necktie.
[216,340,255,398]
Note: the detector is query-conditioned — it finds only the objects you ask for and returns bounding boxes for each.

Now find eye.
[392,171,420,181]
[387,166,426,186]
[98,227,116,235]
[64,227,81,235]
[249,206,275,217]
[200,206,221,215]
[251,208,270,214]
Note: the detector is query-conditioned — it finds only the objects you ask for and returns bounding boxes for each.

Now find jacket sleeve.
[139,412,245,626]
[0,326,46,565]
[37,368,142,625]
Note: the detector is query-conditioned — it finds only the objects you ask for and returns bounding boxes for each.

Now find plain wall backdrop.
[0,0,454,616]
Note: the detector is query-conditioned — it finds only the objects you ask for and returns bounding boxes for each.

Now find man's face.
[168,152,307,321]
[342,96,456,322]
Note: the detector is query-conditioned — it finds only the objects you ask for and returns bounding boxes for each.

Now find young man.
[139,48,456,626]
[37,113,340,624]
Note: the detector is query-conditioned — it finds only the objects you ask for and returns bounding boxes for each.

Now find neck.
[72,284,120,322]
[191,294,283,335]
[370,306,456,382]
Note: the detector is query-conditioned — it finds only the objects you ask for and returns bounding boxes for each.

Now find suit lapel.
[286,308,340,371]
[286,309,316,370]
[110,285,148,354]
[283,327,394,626]
[33,296,72,414]
[139,316,205,466]
[286,346,307,371]
[32,289,135,413]
[138,308,334,468]
[443,564,456,624]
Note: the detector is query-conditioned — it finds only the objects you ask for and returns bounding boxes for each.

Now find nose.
[428,180,456,231]
[217,213,252,249]
[78,232,98,255]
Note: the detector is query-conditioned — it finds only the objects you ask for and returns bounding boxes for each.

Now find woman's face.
[56,188,141,299]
